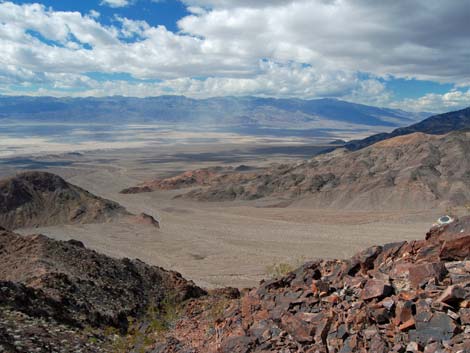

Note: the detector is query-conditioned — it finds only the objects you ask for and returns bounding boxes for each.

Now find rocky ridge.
[154,216,470,352]
[120,131,470,210]
[0,228,205,352]
[120,166,251,195]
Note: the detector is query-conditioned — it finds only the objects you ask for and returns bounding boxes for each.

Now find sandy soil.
[13,143,443,289]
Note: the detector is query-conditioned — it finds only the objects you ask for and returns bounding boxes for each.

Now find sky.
[0,0,469,112]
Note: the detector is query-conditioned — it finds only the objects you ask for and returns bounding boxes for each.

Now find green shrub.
[265,257,307,279]
[106,292,183,352]
[265,262,295,279]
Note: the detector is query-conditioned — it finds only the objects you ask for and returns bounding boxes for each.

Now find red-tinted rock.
[408,262,447,289]
[281,312,313,343]
[314,316,332,345]
[395,300,415,324]
[440,235,470,261]
[437,285,466,306]
[311,280,329,296]
[399,318,416,332]
[361,279,393,300]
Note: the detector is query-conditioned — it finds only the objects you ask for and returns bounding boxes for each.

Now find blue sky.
[12,0,189,32]
[0,0,469,112]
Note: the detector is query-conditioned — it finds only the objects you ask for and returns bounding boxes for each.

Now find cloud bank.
[0,0,469,112]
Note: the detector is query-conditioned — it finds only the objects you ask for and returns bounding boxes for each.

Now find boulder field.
[155,216,470,352]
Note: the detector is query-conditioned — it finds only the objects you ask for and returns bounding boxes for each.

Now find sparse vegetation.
[208,297,232,324]
[266,256,307,279]
[266,262,295,279]
[106,293,184,352]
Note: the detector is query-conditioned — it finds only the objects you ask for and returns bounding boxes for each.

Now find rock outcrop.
[125,131,470,210]
[0,226,205,329]
[120,167,238,194]
[130,212,161,228]
[0,171,130,230]
[154,216,470,352]
[0,228,205,352]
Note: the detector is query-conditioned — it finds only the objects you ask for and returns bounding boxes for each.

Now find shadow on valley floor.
[0,143,337,179]
[137,145,335,164]
[0,158,75,169]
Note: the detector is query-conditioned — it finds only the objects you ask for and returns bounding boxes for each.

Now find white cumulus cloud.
[100,0,133,8]
[0,0,469,112]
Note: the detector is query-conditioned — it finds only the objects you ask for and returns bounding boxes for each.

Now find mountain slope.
[0,228,205,351]
[0,96,426,133]
[345,106,470,151]
[124,131,470,210]
[0,171,130,230]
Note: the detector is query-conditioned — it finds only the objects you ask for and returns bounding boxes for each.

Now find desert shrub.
[208,297,232,325]
[266,256,307,279]
[462,171,470,184]
[292,174,305,185]
[266,262,295,279]
[410,169,420,181]
[422,155,440,168]
[308,173,336,192]
[106,293,183,353]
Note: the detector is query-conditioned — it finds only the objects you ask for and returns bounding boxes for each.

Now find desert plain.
[0,139,446,289]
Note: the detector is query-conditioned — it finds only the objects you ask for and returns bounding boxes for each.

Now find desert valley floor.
[1,142,446,288]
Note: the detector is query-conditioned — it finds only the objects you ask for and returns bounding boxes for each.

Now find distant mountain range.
[345,106,470,150]
[0,95,428,137]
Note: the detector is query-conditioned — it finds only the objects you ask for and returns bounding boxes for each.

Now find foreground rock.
[155,216,470,352]
[123,131,470,210]
[3,214,470,352]
[0,171,130,230]
[0,228,205,352]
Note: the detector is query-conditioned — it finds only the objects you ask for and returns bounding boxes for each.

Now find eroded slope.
[121,131,470,210]
[0,171,130,229]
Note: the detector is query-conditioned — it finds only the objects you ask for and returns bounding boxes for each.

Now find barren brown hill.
[0,171,130,230]
[124,131,470,210]
[120,166,242,194]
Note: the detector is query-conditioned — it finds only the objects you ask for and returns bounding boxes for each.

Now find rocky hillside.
[121,131,470,210]
[0,228,205,352]
[120,166,255,195]
[153,216,470,352]
[345,106,470,151]
[0,171,130,230]
[3,216,470,352]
